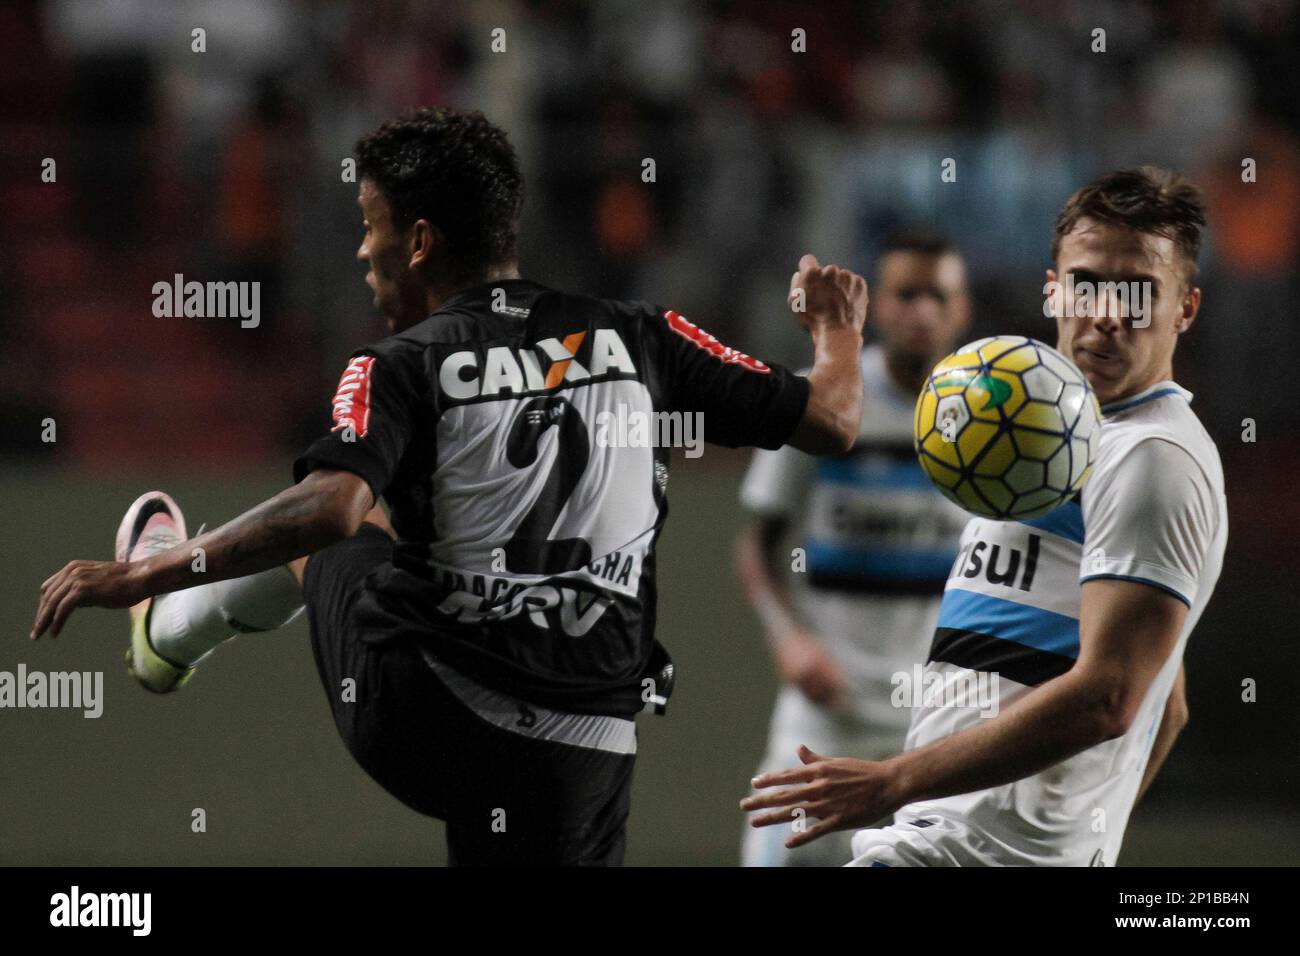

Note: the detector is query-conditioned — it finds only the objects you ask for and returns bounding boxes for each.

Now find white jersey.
[857,380,1227,866]
[740,345,970,735]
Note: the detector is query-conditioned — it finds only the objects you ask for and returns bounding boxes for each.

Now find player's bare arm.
[733,250,873,704]
[32,469,373,640]
[741,577,1188,847]
[786,253,867,455]
[735,516,848,708]
[1136,662,1189,805]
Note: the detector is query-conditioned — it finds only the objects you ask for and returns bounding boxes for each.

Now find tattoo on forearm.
[148,477,353,593]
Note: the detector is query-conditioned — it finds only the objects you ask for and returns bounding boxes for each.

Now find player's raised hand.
[31,560,147,640]
[788,253,868,334]
[740,744,901,848]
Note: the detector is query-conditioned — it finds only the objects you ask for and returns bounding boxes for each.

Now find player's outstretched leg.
[116,491,304,693]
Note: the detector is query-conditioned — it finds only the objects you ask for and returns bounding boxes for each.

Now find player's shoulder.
[592,294,663,320]
[379,279,564,350]
[586,295,683,338]
[346,321,446,394]
[346,330,432,387]
[520,288,678,345]
[1093,382,1223,498]
[600,298,773,371]
[1092,382,1222,520]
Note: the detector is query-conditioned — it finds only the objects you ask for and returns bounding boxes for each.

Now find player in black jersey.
[33,107,868,865]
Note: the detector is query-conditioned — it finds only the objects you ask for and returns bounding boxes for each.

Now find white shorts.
[741,685,909,867]
[845,816,974,866]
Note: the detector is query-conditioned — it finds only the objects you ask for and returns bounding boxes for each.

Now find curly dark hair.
[356,107,524,278]
[1052,166,1207,283]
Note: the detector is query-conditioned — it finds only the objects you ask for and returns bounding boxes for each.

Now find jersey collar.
[433,278,547,315]
[1100,380,1193,417]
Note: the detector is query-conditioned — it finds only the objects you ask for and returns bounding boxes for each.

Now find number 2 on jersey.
[503,396,594,574]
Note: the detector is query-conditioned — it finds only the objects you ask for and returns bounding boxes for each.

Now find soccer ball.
[913,336,1101,520]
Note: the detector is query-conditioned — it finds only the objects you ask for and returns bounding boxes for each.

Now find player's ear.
[1176,285,1201,334]
[407,219,444,271]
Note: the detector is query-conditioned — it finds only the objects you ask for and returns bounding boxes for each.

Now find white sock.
[148,566,305,667]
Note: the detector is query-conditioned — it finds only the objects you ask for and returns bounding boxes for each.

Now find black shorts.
[303,523,636,866]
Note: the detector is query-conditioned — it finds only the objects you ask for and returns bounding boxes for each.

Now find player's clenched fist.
[788,253,868,334]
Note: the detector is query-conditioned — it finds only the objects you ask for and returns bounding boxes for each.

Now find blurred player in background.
[32,107,871,866]
[741,167,1227,867]
[735,231,972,865]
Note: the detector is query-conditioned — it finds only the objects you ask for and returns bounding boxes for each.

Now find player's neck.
[884,348,934,397]
[426,262,523,313]
[1101,364,1176,407]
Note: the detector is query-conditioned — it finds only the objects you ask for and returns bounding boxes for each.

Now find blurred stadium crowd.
[1,0,1298,563]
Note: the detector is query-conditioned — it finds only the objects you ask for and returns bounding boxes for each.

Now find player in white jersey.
[736,231,973,865]
[740,167,1227,866]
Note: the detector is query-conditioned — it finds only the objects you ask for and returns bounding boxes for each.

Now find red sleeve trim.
[664,309,770,374]
[330,355,375,438]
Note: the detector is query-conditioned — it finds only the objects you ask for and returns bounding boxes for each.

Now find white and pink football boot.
[115,491,194,693]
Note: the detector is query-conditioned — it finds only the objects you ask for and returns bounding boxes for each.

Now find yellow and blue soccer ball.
[914,336,1101,520]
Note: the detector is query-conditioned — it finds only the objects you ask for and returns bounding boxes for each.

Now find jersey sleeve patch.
[331,355,375,438]
[664,309,770,374]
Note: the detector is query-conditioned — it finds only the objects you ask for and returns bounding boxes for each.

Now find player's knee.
[361,507,395,538]
[287,556,310,586]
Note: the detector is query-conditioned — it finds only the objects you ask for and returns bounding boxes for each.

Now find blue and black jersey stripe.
[807,541,952,595]
[805,440,959,595]
[928,589,1080,686]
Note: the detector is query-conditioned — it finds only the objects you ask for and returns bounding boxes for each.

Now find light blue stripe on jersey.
[1101,387,1187,416]
[1019,499,1085,544]
[815,456,931,491]
[807,541,955,582]
[938,588,1080,659]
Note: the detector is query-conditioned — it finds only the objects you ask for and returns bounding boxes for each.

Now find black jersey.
[294,279,809,716]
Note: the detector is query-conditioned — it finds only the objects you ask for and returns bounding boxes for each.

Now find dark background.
[1,0,1296,864]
